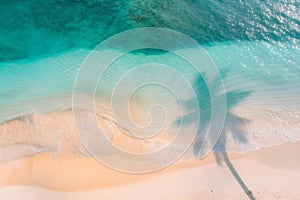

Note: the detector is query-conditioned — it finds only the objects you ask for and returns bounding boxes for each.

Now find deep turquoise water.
[0,0,300,159]
[1,0,300,61]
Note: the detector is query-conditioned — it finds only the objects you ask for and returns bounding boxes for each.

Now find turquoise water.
[0,0,300,160]
[1,0,300,61]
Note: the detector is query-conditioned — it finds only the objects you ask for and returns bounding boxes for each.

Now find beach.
[1,0,300,199]
[0,141,300,199]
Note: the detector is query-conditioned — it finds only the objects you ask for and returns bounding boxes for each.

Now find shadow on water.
[175,69,256,200]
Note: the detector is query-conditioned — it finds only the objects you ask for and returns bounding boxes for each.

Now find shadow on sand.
[175,69,255,200]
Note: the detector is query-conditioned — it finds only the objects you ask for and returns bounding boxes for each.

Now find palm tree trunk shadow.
[175,72,257,199]
[222,152,256,200]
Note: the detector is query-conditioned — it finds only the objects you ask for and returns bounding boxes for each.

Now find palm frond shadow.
[175,70,256,200]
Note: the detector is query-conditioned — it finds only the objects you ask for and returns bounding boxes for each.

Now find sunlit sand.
[0,142,300,199]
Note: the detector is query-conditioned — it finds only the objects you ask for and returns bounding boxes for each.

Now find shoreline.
[1,105,300,163]
[1,108,300,199]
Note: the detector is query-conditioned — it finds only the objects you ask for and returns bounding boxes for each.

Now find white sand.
[1,142,300,200]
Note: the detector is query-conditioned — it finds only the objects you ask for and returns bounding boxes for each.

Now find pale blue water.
[0,0,300,160]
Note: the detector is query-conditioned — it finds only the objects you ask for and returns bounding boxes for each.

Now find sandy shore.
[0,141,300,199]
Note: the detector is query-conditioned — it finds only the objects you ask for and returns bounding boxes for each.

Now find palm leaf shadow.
[175,70,256,200]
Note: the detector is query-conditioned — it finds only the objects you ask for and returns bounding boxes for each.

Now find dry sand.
[0,141,300,200]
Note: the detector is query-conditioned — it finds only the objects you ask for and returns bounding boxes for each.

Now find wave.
[0,105,299,164]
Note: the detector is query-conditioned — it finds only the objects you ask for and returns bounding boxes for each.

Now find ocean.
[0,0,299,164]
